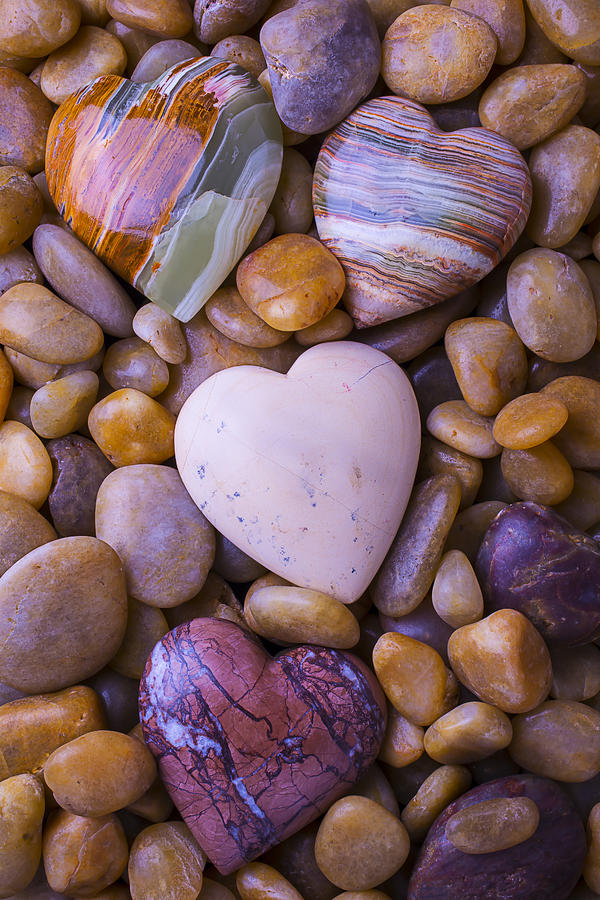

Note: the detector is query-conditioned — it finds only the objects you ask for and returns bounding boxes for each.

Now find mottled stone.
[139,618,386,873]
[313,97,531,328]
[45,57,283,322]
[46,434,113,537]
[408,776,586,898]
[260,0,380,135]
[476,501,600,645]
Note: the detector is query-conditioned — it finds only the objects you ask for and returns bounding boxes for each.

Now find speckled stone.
[46,435,113,537]
[139,618,386,874]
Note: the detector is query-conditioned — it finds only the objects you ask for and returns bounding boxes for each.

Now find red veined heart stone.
[313,95,532,328]
[139,617,386,873]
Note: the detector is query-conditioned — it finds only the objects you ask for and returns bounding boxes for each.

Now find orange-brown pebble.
[493,392,568,449]
[245,585,359,648]
[43,809,128,896]
[40,25,127,105]
[427,400,501,458]
[0,0,81,57]
[132,302,187,364]
[128,821,206,900]
[450,0,525,65]
[500,441,574,505]
[445,797,540,853]
[400,765,472,841]
[315,796,410,890]
[295,308,354,346]
[447,609,552,714]
[106,0,194,38]
[525,0,600,64]
[585,803,600,893]
[0,165,42,255]
[373,632,459,726]
[0,67,54,173]
[0,685,105,780]
[509,700,600,781]
[205,286,290,348]
[431,550,483,628]
[423,701,512,764]
[379,705,424,768]
[211,35,266,79]
[236,234,345,331]
[44,730,157,817]
[236,862,303,900]
[381,6,497,103]
[0,420,52,508]
[30,371,99,439]
[479,64,587,150]
[0,773,45,897]
[88,388,175,466]
[541,375,600,468]
[103,337,170,397]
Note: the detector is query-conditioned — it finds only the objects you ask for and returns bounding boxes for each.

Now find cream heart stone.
[175,342,420,603]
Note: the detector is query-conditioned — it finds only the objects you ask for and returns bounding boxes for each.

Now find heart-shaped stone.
[45,57,282,322]
[175,342,421,603]
[313,96,532,329]
[139,617,386,873]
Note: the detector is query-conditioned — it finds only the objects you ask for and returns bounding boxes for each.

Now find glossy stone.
[88,388,175,467]
[107,0,194,38]
[45,57,283,322]
[0,774,44,897]
[46,434,113,537]
[139,618,386,873]
[418,437,482,510]
[196,0,270,43]
[0,420,52,509]
[493,393,568,449]
[205,286,289,348]
[133,302,187,364]
[424,702,512,765]
[128,821,206,900]
[509,700,600,782]
[175,342,420,604]
[103,337,170,396]
[526,0,600,64]
[450,0,525,65]
[0,67,54,174]
[30,371,99,439]
[427,401,501,459]
[401,764,472,842]
[379,595,454,665]
[541,376,600,468]
[500,442,574,506]
[476,502,600,645]
[245,585,359,648]
[408,775,586,898]
[313,97,531,328]
[0,166,42,256]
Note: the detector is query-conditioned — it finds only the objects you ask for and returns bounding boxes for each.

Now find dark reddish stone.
[139,618,386,874]
[46,434,113,536]
[408,775,586,900]
[476,501,600,645]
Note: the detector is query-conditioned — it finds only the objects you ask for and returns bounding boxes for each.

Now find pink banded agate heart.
[139,618,386,873]
[313,96,532,329]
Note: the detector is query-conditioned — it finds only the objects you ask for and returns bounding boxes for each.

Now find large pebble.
[447,608,552,713]
[88,389,175,466]
[526,0,600,64]
[245,585,359,648]
[500,441,574,506]
[32,224,136,337]
[195,0,269,42]
[0,0,80,57]
[476,501,600,645]
[509,700,600,782]
[0,68,54,173]
[445,796,539,854]
[541,375,600,468]
[427,401,501,458]
[0,774,44,897]
[46,434,113,537]
[408,775,586,898]
[424,702,512,765]
[95,464,215,607]
[0,420,52,508]
[493,392,568,449]
[450,0,525,65]
[260,0,380,134]
[0,536,127,692]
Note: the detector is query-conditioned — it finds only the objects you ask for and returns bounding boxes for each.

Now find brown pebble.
[132,302,187,364]
[510,700,600,782]
[0,419,52,509]
[444,500,507,561]
[445,796,540,853]
[103,337,169,397]
[88,388,175,466]
[427,401,501,458]
[525,0,600,64]
[431,549,483,628]
[541,375,600,468]
[0,0,81,57]
[550,644,600,702]
[500,441,574,505]
[128,821,206,900]
[205,286,290,349]
[110,597,169,680]
[40,25,127,105]
[493,392,568,449]
[379,706,424,769]
[295,308,353,346]
[0,246,43,296]
[106,0,194,38]
[46,434,113,537]
[270,147,314,236]
[105,19,160,74]
[585,803,600,893]
[0,488,56,576]
[236,863,303,900]
[0,774,44,897]
[424,701,512,765]
[211,35,266,79]
[0,68,54,173]
[450,0,525,65]
[30,371,99,439]
[0,165,42,255]
[400,765,472,841]
[245,585,359,648]
[43,809,128,896]
[553,469,600,531]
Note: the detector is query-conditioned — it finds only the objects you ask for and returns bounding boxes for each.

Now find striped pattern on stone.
[313,96,532,329]
[45,57,283,322]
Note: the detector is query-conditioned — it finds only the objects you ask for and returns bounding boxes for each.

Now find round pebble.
[245,585,359,648]
[427,401,501,458]
[106,0,194,38]
[88,388,175,467]
[40,25,127,105]
[30,371,99,439]
[0,0,81,58]
[128,821,206,900]
[103,337,170,397]
[500,441,574,505]
[492,392,568,449]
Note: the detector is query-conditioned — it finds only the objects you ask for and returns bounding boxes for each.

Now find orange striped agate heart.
[45,57,283,322]
[313,96,532,329]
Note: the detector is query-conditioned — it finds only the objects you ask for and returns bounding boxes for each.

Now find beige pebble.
[0,489,56,576]
[525,0,600,64]
[450,0,525,64]
[432,550,483,628]
[132,302,187,364]
[0,165,43,255]
[30,370,99,439]
[424,701,512,764]
[0,246,43,297]
[103,337,170,397]
[40,25,127,104]
[295,308,353,347]
[106,0,194,39]
[0,0,81,57]
[445,797,540,853]
[0,419,52,508]
[401,765,472,841]
[245,585,359,648]
[236,863,303,900]
[4,347,60,389]
[427,401,501,458]
[205,286,289,349]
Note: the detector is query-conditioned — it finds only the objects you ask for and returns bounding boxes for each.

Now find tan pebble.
[131,38,203,82]
[236,863,303,900]
[525,0,600,64]
[0,165,42,255]
[424,701,512,764]
[40,25,127,105]
[517,7,566,63]
[44,730,156,816]
[432,550,483,628]
[493,392,568,449]
[427,400,501,458]
[103,337,169,397]
[110,597,169,680]
[445,317,528,415]
[245,585,359,648]
[0,246,43,296]
[205,286,290,349]
[585,803,600,893]
[88,388,175,466]
[270,148,314,235]
[510,699,600,781]
[373,632,459,726]
[132,302,187,364]
[418,436,482,510]
[381,6,497,103]
[106,0,193,38]
[30,370,99,439]
[500,441,574,505]
[450,0,525,64]
[95,465,215,607]
[4,347,60,389]
[0,774,44,897]
[401,765,472,841]
[211,35,265,79]
[550,644,600,701]
[315,796,410,891]
[448,609,552,714]
[379,705,424,768]
[236,234,345,331]
[0,68,54,173]
[541,375,600,468]
[0,686,105,780]
[507,249,597,362]
[0,45,38,72]
[0,537,127,693]
[0,489,56,576]
[43,809,128,896]
[0,420,52,508]
[445,797,539,853]
[128,821,206,900]
[479,64,586,149]
[0,0,81,57]
[527,126,600,248]
[295,308,353,346]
